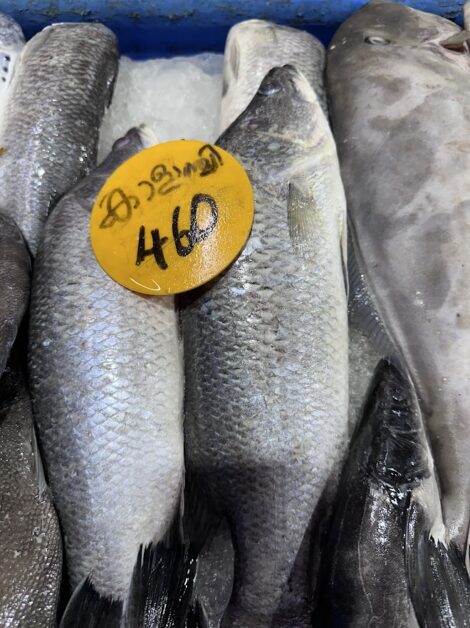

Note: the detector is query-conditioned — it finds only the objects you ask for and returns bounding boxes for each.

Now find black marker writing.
[135,226,169,270]
[99,188,140,229]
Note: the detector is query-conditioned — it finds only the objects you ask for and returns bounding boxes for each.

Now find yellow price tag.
[90,139,254,295]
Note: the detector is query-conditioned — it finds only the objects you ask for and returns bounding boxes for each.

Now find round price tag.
[90,139,254,295]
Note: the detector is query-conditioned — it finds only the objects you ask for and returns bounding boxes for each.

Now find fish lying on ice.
[0,22,118,255]
[182,65,348,627]
[29,128,184,617]
[220,19,326,133]
[0,354,62,627]
[327,0,470,561]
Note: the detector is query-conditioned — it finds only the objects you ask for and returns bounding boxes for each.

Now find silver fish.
[220,19,326,133]
[182,66,348,627]
[327,0,470,555]
[0,22,118,255]
[0,13,24,117]
[0,212,30,376]
[29,128,184,601]
[0,358,62,627]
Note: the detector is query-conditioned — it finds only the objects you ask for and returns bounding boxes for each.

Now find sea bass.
[0,13,24,117]
[0,212,30,376]
[220,19,326,132]
[181,66,348,627]
[327,0,470,554]
[0,356,62,627]
[0,22,118,255]
[29,129,184,605]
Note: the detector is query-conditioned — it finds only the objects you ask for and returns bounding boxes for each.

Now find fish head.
[330,1,465,62]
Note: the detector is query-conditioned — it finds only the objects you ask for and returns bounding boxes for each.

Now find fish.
[0,354,62,627]
[319,360,423,627]
[0,13,24,118]
[220,19,326,133]
[181,65,348,627]
[0,22,118,255]
[320,359,470,626]
[29,128,185,609]
[0,212,30,376]
[327,0,470,557]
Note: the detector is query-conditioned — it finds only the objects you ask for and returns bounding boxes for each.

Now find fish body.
[320,360,423,627]
[29,129,184,599]
[220,19,325,132]
[327,0,470,550]
[0,358,62,627]
[0,23,118,255]
[0,13,24,118]
[182,66,348,627]
[0,212,30,376]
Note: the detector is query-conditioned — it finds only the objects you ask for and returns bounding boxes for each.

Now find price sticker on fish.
[90,139,254,295]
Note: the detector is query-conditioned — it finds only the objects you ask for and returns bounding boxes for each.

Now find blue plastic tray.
[0,1,465,56]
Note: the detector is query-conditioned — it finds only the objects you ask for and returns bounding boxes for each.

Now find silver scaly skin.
[0,212,30,377]
[182,66,348,627]
[327,0,470,554]
[29,129,184,599]
[0,359,62,627]
[220,19,326,133]
[0,22,118,256]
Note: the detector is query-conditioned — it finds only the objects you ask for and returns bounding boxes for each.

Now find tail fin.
[123,541,197,628]
[183,473,222,555]
[59,578,122,628]
[406,486,470,626]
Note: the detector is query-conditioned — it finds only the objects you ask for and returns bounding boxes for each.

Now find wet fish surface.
[182,65,348,627]
[29,129,184,601]
[327,0,470,554]
[0,13,24,117]
[0,356,62,627]
[0,22,118,255]
[0,212,30,376]
[220,19,326,132]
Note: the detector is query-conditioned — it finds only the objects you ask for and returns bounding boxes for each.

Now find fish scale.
[29,130,184,600]
[0,23,118,256]
[182,66,348,627]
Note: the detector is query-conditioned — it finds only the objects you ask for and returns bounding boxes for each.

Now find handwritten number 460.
[136,193,218,270]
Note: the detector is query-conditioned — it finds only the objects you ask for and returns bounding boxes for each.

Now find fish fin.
[347,222,398,360]
[123,541,197,628]
[406,492,470,626]
[440,30,470,51]
[287,181,319,262]
[183,473,222,555]
[185,601,209,628]
[30,423,48,497]
[59,577,122,628]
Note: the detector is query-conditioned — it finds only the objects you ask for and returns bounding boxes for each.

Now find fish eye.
[364,35,391,46]
[259,81,281,96]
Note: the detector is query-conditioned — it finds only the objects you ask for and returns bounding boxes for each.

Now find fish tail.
[185,601,209,628]
[406,490,470,625]
[123,540,197,628]
[59,577,122,628]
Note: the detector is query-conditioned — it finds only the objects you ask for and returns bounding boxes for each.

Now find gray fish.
[0,357,62,627]
[0,22,118,255]
[29,128,184,602]
[320,360,423,627]
[182,66,348,627]
[220,19,326,133]
[0,13,24,117]
[327,1,470,555]
[0,212,30,376]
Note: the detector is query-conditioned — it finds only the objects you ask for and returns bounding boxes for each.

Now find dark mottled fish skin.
[29,128,184,600]
[0,357,62,627]
[182,66,348,628]
[319,360,425,627]
[0,22,118,255]
[0,212,30,376]
[327,0,470,552]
